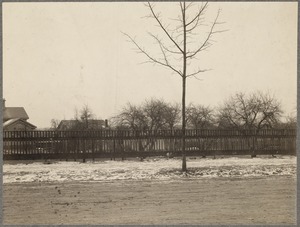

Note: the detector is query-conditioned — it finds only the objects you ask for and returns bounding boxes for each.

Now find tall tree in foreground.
[124,2,224,171]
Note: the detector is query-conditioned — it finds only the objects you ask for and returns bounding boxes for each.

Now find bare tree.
[71,107,81,130]
[279,113,297,129]
[112,103,148,130]
[50,119,60,130]
[124,2,224,171]
[144,98,179,131]
[112,99,180,131]
[163,102,181,130]
[80,104,94,129]
[186,104,215,129]
[217,91,283,132]
[143,99,166,131]
[68,105,95,130]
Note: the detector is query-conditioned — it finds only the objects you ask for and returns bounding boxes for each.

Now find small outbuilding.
[3,118,37,131]
[3,99,37,131]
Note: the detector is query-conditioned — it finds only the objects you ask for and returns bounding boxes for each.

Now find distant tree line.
[110,91,296,131]
[50,91,296,131]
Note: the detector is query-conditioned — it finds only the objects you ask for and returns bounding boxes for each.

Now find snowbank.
[3,156,296,183]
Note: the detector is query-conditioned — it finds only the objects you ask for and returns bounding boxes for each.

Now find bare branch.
[186,9,222,59]
[186,16,204,33]
[148,31,183,55]
[148,32,170,65]
[186,2,208,27]
[186,68,211,78]
[179,1,184,15]
[185,2,195,10]
[146,2,184,54]
[169,16,183,23]
[123,32,183,77]
[148,32,182,59]
[190,75,203,81]
[212,29,229,34]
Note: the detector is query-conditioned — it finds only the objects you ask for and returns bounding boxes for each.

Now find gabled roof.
[3,107,29,121]
[3,118,36,130]
[57,119,105,130]
[57,120,78,130]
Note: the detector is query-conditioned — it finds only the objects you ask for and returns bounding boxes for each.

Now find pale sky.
[3,2,298,128]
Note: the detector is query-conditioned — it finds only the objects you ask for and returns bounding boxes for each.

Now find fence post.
[112,139,116,161]
[83,139,86,163]
[92,139,95,162]
[24,131,28,156]
[50,137,54,161]
[251,134,257,158]
[122,139,125,161]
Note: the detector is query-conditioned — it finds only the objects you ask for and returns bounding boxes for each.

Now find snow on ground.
[3,156,296,183]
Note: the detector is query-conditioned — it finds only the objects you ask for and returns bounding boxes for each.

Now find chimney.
[105,119,108,128]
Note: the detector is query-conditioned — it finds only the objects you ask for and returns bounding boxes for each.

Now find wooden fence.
[2,129,297,160]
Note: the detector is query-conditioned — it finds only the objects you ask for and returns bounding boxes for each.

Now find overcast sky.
[3,2,297,128]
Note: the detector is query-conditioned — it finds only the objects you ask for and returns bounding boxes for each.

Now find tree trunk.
[181,1,187,172]
[182,76,187,172]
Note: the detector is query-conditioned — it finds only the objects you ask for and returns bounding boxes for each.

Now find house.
[57,119,108,130]
[2,99,37,131]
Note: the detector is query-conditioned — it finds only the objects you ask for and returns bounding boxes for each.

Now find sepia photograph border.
[0,0,299,226]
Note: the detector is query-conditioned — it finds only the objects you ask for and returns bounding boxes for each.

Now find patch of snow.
[3,156,296,183]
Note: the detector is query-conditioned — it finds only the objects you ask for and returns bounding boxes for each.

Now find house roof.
[3,107,29,121]
[57,120,78,129]
[3,118,36,130]
[57,119,105,130]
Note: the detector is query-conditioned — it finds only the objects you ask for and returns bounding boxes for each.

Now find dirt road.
[3,176,296,225]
